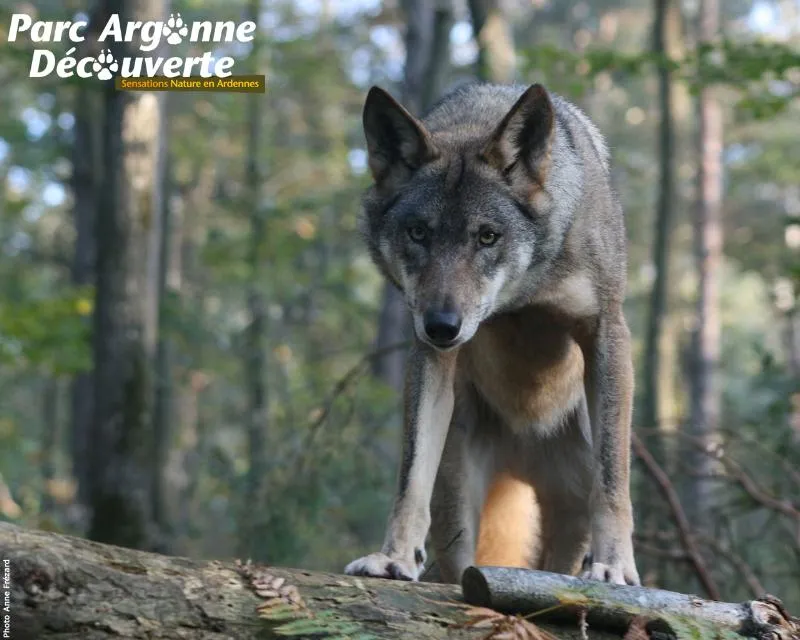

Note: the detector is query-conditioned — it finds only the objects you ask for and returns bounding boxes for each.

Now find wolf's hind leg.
[475,472,537,569]
[536,489,591,575]
[526,402,593,576]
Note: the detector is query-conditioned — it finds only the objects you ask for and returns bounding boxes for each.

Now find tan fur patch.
[535,271,599,319]
[461,309,585,434]
[476,473,537,567]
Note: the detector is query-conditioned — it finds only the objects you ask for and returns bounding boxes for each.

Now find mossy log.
[1,523,797,639]
[0,523,608,639]
[463,566,799,639]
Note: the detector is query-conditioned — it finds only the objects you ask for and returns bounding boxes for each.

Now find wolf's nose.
[423,310,462,345]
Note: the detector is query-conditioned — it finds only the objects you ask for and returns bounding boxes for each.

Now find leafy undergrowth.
[238,560,377,639]
[458,606,561,640]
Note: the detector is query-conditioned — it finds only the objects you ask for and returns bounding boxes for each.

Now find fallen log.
[1,523,797,639]
[0,523,606,639]
[462,566,800,639]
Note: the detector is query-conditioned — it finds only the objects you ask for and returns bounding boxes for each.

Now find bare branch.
[294,341,411,470]
[631,432,722,600]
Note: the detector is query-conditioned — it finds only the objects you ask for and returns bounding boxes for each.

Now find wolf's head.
[360,84,579,351]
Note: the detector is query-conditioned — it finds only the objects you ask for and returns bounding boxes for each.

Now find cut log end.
[461,564,492,608]
[462,565,800,639]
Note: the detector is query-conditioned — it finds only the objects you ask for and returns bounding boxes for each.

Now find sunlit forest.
[1,0,799,618]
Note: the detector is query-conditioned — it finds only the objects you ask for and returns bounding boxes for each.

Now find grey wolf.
[344,82,640,586]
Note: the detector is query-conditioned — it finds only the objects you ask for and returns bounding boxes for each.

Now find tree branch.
[631,432,722,600]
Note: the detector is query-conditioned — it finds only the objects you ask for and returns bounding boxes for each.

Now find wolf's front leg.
[345,345,456,581]
[582,309,640,586]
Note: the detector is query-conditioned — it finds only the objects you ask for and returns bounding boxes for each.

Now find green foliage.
[520,39,800,118]
[0,286,92,374]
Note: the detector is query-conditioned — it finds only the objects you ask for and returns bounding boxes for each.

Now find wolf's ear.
[481,84,555,194]
[363,86,438,187]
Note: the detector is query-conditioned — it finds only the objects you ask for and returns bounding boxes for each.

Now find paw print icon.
[163,13,189,45]
[93,49,119,81]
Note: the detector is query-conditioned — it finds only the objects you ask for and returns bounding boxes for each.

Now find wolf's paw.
[581,559,640,586]
[344,552,422,581]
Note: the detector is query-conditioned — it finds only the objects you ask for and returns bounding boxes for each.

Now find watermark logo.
[2,558,10,639]
[6,12,263,86]
[94,49,119,81]
[163,13,189,45]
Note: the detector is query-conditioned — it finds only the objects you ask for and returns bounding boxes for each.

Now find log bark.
[3,525,797,639]
[1,524,612,640]
[463,566,799,639]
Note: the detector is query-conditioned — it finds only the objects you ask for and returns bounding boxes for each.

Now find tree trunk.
[150,103,173,552]
[174,171,211,550]
[467,0,516,84]
[372,0,453,393]
[638,0,678,587]
[242,0,270,560]
[69,79,99,513]
[689,0,724,526]
[641,0,676,439]
[40,377,60,515]
[89,0,165,550]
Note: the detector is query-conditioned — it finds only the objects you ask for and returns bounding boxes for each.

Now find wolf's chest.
[459,310,585,435]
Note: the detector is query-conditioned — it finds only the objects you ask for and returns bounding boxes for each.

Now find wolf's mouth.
[419,335,462,351]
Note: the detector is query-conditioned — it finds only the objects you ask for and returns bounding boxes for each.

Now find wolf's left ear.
[481,84,555,194]
[363,86,438,188]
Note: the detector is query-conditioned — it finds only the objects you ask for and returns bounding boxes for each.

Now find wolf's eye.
[408,223,427,243]
[478,227,500,247]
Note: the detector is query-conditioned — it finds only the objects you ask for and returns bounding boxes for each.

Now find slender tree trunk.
[69,81,99,513]
[373,287,410,391]
[424,5,454,109]
[40,377,60,515]
[176,181,208,549]
[89,0,166,549]
[372,0,453,392]
[641,0,676,438]
[242,0,269,559]
[467,0,516,84]
[151,101,173,551]
[639,3,678,583]
[784,305,800,444]
[689,0,724,525]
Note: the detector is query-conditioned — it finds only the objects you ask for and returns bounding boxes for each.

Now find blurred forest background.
[0,0,799,611]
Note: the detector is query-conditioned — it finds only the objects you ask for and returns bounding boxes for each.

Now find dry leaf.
[459,606,559,640]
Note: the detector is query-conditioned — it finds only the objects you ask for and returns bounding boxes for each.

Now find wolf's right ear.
[363,87,438,187]
[481,84,555,197]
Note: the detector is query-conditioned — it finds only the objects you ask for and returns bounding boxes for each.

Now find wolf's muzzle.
[422,309,462,348]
